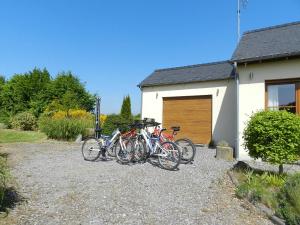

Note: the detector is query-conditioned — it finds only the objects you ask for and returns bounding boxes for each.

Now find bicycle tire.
[115,138,134,163]
[175,138,196,164]
[107,141,117,157]
[81,137,101,161]
[132,138,147,162]
[157,141,181,170]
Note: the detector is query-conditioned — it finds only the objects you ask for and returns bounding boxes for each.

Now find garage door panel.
[164,121,211,127]
[164,117,211,123]
[163,95,212,144]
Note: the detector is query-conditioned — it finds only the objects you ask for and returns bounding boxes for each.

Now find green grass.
[0,129,47,143]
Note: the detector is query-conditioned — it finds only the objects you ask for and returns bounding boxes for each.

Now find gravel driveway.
[1,142,272,225]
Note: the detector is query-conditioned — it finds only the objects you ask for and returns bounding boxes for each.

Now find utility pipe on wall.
[234,61,239,159]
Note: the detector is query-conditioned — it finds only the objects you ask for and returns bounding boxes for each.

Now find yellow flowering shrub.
[100,114,107,125]
[68,109,93,120]
[52,109,93,120]
[52,111,67,119]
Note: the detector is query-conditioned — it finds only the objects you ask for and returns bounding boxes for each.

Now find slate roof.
[139,61,234,88]
[232,21,300,63]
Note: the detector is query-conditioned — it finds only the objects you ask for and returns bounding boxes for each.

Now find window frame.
[265,78,300,115]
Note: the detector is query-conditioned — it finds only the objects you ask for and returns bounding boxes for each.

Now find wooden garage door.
[163,95,212,144]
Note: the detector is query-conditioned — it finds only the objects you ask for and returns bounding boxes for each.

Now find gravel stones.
[2,142,273,225]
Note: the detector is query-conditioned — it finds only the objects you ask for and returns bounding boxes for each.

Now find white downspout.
[234,61,239,159]
[139,86,143,119]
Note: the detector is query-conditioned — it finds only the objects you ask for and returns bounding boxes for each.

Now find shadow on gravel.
[147,158,161,168]
[147,158,179,171]
[94,157,114,162]
[0,187,26,216]
[233,161,283,175]
[0,153,9,159]
[0,152,26,217]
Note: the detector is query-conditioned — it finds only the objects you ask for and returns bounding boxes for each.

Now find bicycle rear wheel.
[115,139,134,163]
[158,141,181,170]
[175,138,196,164]
[81,137,101,161]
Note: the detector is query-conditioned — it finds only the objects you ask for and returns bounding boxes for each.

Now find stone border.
[227,170,286,225]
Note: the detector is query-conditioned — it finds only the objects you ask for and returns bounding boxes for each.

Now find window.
[266,79,300,114]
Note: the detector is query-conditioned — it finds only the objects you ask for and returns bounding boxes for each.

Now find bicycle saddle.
[143,118,155,123]
[130,122,144,129]
[171,126,180,132]
[152,122,161,127]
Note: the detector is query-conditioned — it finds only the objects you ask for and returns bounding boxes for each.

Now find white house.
[139,21,300,160]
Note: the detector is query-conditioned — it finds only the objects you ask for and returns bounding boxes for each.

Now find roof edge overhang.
[138,76,234,88]
[231,51,300,64]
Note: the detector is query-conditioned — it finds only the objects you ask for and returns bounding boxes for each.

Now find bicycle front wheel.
[81,137,101,161]
[158,141,181,170]
[107,141,117,157]
[175,138,196,164]
[132,138,146,162]
[115,139,134,163]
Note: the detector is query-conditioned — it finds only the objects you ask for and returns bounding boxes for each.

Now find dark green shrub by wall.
[243,110,300,173]
[10,112,37,131]
[102,114,131,135]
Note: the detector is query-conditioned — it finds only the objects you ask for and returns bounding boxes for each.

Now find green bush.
[102,114,132,136]
[277,173,300,225]
[133,114,141,120]
[38,116,93,141]
[10,112,37,131]
[236,171,284,208]
[243,110,300,173]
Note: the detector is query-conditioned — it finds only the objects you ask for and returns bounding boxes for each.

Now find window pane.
[268,84,295,110]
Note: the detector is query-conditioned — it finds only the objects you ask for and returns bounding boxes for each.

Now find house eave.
[231,52,300,64]
[139,77,234,88]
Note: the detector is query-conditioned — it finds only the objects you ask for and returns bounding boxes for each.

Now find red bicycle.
[152,124,196,164]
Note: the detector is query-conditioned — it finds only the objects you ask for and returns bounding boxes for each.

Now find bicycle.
[120,124,145,162]
[81,127,134,163]
[133,119,181,170]
[153,125,196,164]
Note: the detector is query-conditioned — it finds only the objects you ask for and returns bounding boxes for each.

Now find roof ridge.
[154,60,231,72]
[244,21,300,35]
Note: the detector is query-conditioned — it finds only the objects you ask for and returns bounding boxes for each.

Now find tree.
[0,68,95,118]
[0,68,51,115]
[48,72,95,112]
[61,91,80,112]
[243,110,300,174]
[0,76,5,86]
[120,95,132,120]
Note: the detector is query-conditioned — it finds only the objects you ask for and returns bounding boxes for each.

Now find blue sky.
[1,0,300,114]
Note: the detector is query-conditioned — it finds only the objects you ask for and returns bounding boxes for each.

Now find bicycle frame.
[98,129,122,150]
[153,126,175,142]
[140,127,171,157]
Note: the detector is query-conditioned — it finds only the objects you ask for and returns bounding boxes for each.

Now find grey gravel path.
[1,142,272,225]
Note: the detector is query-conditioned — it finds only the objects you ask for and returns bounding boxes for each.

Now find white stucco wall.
[238,58,300,160]
[141,79,236,147]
